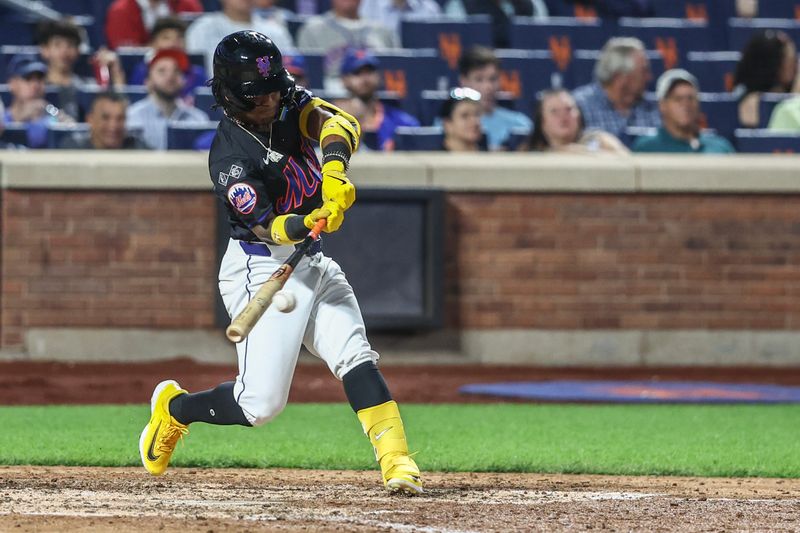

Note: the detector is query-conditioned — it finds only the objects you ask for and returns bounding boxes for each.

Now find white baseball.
[272,290,296,313]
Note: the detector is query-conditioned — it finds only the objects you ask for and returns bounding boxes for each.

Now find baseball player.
[138,30,422,495]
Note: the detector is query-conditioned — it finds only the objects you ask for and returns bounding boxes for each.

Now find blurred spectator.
[187,0,294,73]
[457,46,531,151]
[633,69,734,154]
[333,48,420,151]
[283,54,310,88]
[572,37,660,139]
[36,20,126,120]
[359,0,441,42]
[521,88,628,154]
[768,96,800,131]
[130,17,208,98]
[440,87,486,152]
[559,0,653,17]
[0,100,23,150]
[106,0,203,49]
[254,0,293,23]
[444,0,546,49]
[61,92,148,149]
[126,49,209,150]
[733,30,799,128]
[4,56,74,149]
[296,0,398,92]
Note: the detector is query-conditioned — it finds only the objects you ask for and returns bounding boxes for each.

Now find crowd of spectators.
[1,0,800,153]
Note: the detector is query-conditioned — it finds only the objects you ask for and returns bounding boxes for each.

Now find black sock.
[342,361,393,412]
[169,382,251,426]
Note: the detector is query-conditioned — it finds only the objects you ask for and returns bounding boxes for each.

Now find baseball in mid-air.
[273,290,296,313]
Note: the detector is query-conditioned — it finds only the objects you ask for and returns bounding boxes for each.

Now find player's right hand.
[303,201,344,233]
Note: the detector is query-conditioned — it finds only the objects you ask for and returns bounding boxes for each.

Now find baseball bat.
[225,218,327,343]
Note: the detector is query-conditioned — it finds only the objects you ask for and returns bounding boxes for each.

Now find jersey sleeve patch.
[227,182,258,215]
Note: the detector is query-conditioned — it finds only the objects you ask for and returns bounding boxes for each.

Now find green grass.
[1,403,799,477]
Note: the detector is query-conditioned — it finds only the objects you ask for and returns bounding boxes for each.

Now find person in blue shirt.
[333,48,420,151]
[633,69,735,154]
[457,46,532,150]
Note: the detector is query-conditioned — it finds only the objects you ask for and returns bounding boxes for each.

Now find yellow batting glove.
[321,160,356,211]
[303,201,344,233]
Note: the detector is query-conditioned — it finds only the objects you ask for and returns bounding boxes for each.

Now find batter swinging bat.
[226,218,327,343]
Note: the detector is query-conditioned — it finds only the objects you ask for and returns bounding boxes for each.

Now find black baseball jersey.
[209,88,324,242]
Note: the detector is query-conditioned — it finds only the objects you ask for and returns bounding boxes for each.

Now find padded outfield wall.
[1,151,799,366]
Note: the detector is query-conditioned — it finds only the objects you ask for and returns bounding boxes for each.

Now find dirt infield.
[1,466,798,532]
[3,361,799,531]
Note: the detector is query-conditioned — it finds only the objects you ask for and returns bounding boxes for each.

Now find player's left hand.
[321,160,356,211]
[303,200,344,233]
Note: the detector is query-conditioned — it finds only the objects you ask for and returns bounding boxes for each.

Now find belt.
[239,238,322,257]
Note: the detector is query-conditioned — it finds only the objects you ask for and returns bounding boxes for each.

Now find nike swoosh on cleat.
[374,426,392,441]
[146,421,162,462]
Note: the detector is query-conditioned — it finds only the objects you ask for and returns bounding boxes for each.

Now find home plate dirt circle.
[1,467,798,532]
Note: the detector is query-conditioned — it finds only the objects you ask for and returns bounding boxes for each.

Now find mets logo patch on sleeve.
[227,183,258,215]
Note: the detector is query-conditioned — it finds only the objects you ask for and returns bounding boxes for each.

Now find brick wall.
[1,191,217,347]
[444,193,800,330]
[2,190,799,349]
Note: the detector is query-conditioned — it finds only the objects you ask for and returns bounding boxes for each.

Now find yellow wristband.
[270,214,303,245]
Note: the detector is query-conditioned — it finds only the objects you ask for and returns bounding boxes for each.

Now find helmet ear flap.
[211,77,254,115]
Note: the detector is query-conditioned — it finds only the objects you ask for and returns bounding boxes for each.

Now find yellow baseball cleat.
[139,380,189,476]
[357,400,423,495]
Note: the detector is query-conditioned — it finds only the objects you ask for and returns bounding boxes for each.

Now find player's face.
[151,29,184,50]
[541,91,581,144]
[343,67,380,100]
[660,82,700,132]
[459,64,499,111]
[238,91,281,125]
[40,36,79,71]
[147,57,185,100]
[444,100,482,146]
[88,99,127,149]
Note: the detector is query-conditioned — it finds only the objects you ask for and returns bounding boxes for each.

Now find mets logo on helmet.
[227,183,258,214]
[256,56,271,77]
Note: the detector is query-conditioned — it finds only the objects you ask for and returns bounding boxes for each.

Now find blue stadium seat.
[400,16,493,69]
[0,124,29,147]
[0,17,35,46]
[727,18,800,52]
[617,18,712,69]
[193,87,223,120]
[201,0,221,11]
[291,52,324,90]
[651,1,711,19]
[734,129,800,153]
[752,0,800,18]
[759,93,796,128]
[698,93,740,140]
[47,122,90,148]
[393,126,444,151]
[76,86,148,114]
[509,17,612,51]
[685,51,739,93]
[49,0,94,15]
[373,49,449,106]
[569,50,665,91]
[495,49,569,110]
[167,121,220,150]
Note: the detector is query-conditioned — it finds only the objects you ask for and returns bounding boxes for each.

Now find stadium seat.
[509,17,612,51]
[293,52,324,90]
[734,129,800,153]
[758,93,796,128]
[49,0,94,15]
[650,1,711,20]
[373,49,450,104]
[47,122,90,148]
[569,50,665,91]
[76,86,148,115]
[201,0,221,11]
[685,51,740,93]
[698,93,740,140]
[0,124,29,147]
[167,121,220,150]
[727,18,800,52]
[400,16,493,69]
[617,18,712,69]
[393,126,444,151]
[495,49,569,109]
[752,0,800,18]
[0,17,35,46]
[192,87,223,120]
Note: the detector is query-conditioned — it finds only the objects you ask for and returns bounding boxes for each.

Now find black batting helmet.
[210,31,296,116]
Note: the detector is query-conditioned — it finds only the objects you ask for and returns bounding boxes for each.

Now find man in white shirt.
[127,49,209,150]
[358,0,441,43]
[296,0,398,93]
[186,0,295,72]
